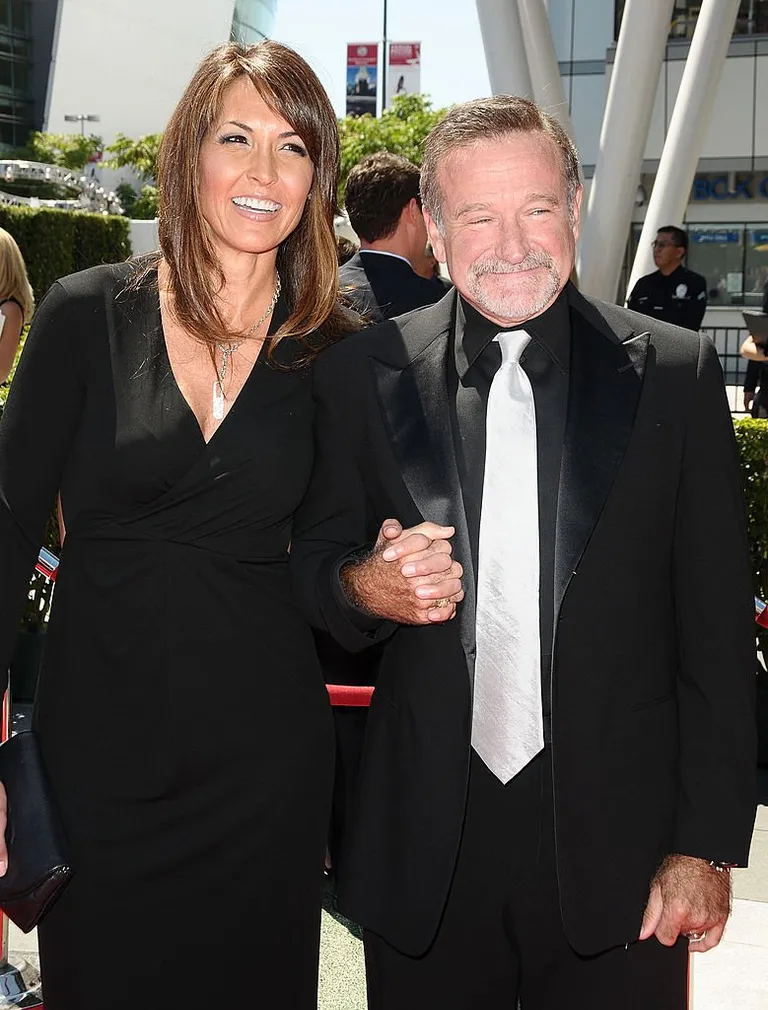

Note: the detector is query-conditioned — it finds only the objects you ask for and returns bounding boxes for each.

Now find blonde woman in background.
[0,228,34,383]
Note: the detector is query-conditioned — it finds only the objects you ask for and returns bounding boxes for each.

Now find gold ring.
[432,598,451,609]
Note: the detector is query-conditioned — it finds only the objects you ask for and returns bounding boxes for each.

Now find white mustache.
[471,252,554,276]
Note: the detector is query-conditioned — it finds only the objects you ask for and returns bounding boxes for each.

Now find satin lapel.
[554,305,650,617]
[369,329,477,681]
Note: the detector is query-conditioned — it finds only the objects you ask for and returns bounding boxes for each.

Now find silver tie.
[471,329,544,784]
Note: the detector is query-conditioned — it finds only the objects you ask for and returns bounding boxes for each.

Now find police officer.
[627,225,707,330]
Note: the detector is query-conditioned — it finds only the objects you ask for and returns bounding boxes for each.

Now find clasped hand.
[342,519,464,625]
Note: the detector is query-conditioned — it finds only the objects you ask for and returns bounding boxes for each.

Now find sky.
[271,0,492,117]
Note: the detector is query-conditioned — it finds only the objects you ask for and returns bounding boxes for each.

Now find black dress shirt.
[451,289,571,728]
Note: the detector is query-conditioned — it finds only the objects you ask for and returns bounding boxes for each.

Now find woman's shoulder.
[54,260,147,302]
[0,297,23,322]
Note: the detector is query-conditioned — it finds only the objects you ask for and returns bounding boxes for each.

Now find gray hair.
[420,95,581,232]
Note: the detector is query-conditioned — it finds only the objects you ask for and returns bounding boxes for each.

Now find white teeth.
[232,196,281,211]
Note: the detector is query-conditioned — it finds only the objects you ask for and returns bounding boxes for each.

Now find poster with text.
[387,42,421,108]
[346,43,378,118]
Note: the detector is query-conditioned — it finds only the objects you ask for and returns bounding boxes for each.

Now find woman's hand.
[341,519,464,625]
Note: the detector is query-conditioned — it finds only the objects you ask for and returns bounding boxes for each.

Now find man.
[291,97,756,1008]
[627,225,708,330]
[741,278,768,416]
[340,152,448,321]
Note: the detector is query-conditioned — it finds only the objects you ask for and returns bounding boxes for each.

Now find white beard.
[467,253,562,323]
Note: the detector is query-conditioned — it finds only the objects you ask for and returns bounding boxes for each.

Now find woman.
[0,227,34,384]
[0,41,356,1009]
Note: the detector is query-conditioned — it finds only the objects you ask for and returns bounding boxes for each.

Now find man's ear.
[571,185,584,242]
[424,208,446,264]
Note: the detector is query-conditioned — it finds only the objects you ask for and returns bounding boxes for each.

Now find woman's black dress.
[0,263,334,1009]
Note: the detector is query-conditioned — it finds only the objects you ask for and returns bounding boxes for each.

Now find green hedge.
[733,417,768,605]
[0,204,130,301]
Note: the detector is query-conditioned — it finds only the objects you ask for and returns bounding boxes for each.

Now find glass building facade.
[615,1,768,40]
[231,0,277,44]
[0,0,33,148]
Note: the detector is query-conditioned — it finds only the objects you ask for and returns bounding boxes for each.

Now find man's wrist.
[339,549,376,615]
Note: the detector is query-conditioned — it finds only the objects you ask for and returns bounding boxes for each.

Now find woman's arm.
[0,280,86,875]
[0,282,86,674]
[0,300,24,384]
[739,334,767,362]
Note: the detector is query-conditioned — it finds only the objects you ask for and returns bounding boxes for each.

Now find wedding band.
[686,931,706,942]
[432,598,451,609]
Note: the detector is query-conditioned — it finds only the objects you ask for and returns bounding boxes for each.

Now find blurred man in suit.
[340,152,448,321]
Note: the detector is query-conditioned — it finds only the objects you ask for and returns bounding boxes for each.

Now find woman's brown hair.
[156,40,356,353]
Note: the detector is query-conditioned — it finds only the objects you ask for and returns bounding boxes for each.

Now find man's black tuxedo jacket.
[290,284,757,958]
[339,251,447,322]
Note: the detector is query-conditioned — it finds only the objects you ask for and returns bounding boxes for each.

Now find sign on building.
[346,43,378,118]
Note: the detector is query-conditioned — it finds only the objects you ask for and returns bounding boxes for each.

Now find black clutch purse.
[0,731,72,932]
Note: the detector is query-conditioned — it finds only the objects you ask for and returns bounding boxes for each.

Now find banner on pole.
[387,42,421,107]
[346,43,378,118]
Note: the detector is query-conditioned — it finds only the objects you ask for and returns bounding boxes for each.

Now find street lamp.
[381,0,388,113]
[64,113,100,137]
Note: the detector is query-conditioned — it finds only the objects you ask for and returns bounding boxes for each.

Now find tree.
[103,133,162,220]
[16,131,103,170]
[337,94,447,203]
[103,132,161,183]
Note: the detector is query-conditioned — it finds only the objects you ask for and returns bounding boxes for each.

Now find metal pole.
[381,0,388,113]
[626,0,741,299]
[475,0,533,98]
[517,0,576,142]
[576,0,675,300]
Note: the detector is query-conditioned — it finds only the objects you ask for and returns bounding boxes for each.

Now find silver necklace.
[212,271,281,421]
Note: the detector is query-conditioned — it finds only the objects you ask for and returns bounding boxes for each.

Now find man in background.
[741,277,768,416]
[627,225,707,331]
[340,152,449,321]
[328,152,452,875]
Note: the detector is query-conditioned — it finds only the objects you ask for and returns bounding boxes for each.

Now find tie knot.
[496,330,530,365]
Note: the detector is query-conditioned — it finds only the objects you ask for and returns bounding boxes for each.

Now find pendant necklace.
[212,272,281,421]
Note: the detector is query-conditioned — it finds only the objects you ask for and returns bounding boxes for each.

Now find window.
[0,57,12,91]
[687,225,745,306]
[745,226,768,306]
[615,1,768,41]
[9,0,25,34]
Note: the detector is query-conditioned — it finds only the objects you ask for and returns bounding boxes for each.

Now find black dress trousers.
[364,751,689,1010]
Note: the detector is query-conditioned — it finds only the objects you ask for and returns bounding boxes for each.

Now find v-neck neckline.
[153,278,288,448]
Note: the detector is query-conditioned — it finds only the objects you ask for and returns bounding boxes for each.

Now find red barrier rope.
[326,684,374,707]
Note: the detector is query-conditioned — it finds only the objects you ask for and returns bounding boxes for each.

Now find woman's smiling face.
[197,78,315,260]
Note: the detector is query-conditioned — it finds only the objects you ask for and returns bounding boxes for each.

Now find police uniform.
[627,264,708,331]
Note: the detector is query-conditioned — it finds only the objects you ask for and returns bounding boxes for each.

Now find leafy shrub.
[733,417,768,604]
[0,204,130,300]
[338,94,447,204]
